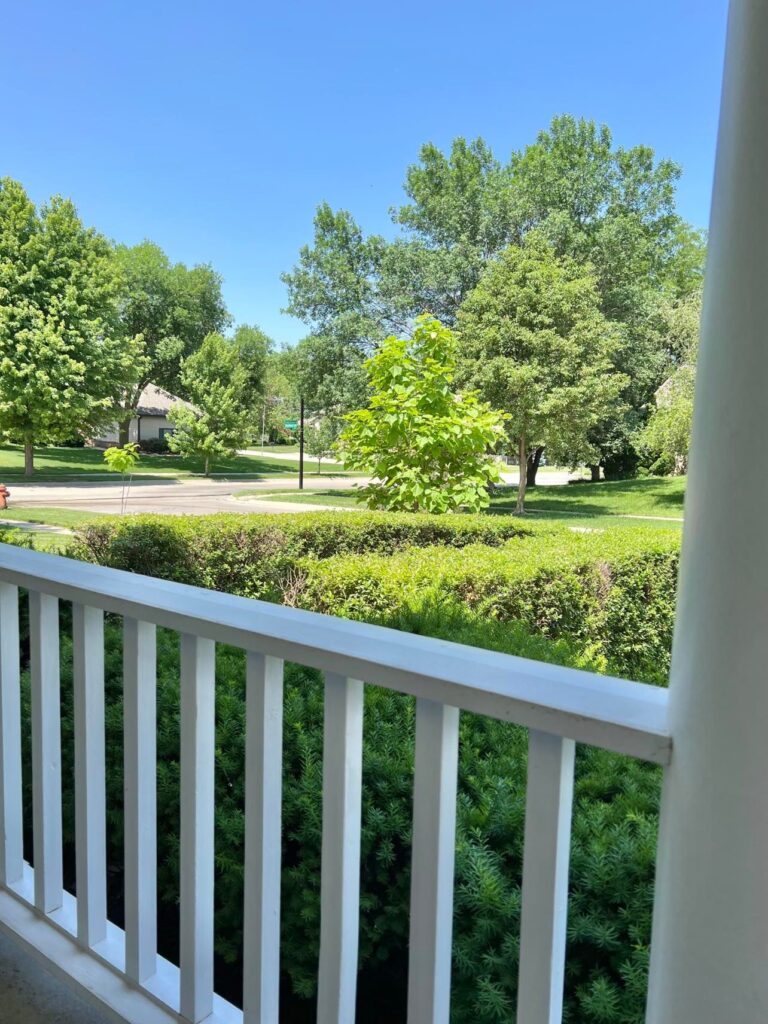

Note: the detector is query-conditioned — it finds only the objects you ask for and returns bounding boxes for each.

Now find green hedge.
[297,527,680,682]
[65,512,681,1021]
[74,512,533,601]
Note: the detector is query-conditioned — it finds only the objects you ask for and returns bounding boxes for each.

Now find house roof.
[136,383,196,417]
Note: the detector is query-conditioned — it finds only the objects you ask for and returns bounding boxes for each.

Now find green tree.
[637,289,701,474]
[305,417,340,473]
[114,241,229,442]
[457,238,627,513]
[231,323,272,419]
[259,348,299,442]
[507,116,706,474]
[282,205,394,418]
[103,442,140,513]
[167,333,250,475]
[0,178,144,475]
[337,317,506,513]
[285,118,706,474]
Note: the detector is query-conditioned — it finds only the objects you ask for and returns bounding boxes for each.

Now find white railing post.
[123,618,157,984]
[517,731,575,1024]
[179,634,216,1024]
[0,583,22,886]
[29,591,62,914]
[647,2,768,1020]
[72,604,107,947]
[243,653,284,1024]
[317,673,364,1024]
[406,699,459,1024]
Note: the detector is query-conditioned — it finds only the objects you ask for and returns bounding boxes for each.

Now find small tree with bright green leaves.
[336,316,506,512]
[167,385,247,476]
[166,335,250,475]
[305,418,340,473]
[103,442,140,513]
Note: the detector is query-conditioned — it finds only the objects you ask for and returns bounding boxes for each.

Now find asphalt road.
[6,470,578,517]
[6,475,364,515]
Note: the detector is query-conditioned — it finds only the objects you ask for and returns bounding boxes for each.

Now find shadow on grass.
[488,476,686,517]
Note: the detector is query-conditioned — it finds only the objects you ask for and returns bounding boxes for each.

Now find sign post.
[299,397,305,490]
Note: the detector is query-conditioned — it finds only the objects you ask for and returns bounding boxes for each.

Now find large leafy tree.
[337,316,506,513]
[457,238,627,513]
[637,289,702,474]
[114,241,229,442]
[167,332,250,475]
[284,117,705,464]
[231,323,272,418]
[0,178,144,474]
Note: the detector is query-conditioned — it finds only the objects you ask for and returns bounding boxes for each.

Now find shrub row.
[65,512,681,1021]
[73,511,533,600]
[296,527,680,682]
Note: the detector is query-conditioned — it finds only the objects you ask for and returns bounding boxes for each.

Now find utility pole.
[299,396,305,490]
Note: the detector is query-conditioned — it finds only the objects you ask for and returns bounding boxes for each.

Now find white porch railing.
[0,543,671,1024]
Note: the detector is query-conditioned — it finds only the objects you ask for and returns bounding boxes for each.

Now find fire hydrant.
[0,484,10,510]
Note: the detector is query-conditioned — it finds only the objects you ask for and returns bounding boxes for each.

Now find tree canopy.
[0,178,144,474]
[114,241,229,439]
[457,238,627,511]
[337,316,507,513]
[167,332,250,475]
[283,116,706,458]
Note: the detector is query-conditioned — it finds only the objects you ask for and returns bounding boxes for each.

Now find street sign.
[283,419,298,430]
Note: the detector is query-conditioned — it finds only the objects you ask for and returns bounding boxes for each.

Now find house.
[91,383,197,447]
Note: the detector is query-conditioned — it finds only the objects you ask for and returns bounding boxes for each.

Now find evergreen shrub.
[61,512,680,1022]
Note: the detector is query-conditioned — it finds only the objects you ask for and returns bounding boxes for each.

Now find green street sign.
[283,419,298,430]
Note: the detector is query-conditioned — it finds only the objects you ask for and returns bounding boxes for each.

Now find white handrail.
[0,545,671,764]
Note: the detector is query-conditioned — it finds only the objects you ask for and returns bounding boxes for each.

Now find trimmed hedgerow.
[73,511,534,600]
[64,512,680,1021]
[297,527,679,682]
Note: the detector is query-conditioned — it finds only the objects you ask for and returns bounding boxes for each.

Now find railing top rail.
[0,545,671,764]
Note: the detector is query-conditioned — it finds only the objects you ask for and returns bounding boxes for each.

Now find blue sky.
[2,1,728,345]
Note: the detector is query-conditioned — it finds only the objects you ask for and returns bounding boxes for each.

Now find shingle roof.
[136,383,196,417]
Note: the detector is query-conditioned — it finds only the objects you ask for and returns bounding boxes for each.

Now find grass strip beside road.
[0,444,353,481]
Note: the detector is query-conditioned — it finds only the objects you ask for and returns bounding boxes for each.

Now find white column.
[647,3,768,1021]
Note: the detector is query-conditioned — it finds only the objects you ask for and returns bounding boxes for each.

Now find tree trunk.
[589,463,601,482]
[204,455,210,477]
[515,436,527,514]
[24,443,34,477]
[526,446,545,488]
[118,416,132,447]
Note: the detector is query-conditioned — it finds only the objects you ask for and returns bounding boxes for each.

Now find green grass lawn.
[515,476,685,518]
[253,476,686,529]
[0,506,109,528]
[0,444,354,481]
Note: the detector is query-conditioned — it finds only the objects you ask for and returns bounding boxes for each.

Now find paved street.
[6,475,364,516]
[5,469,580,517]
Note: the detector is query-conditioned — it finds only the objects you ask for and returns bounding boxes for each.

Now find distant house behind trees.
[92,383,197,447]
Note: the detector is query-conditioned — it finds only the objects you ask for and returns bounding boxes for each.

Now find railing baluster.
[0,583,22,886]
[29,591,62,914]
[243,653,284,1024]
[179,634,216,1024]
[407,699,460,1024]
[317,673,364,1024]
[73,604,106,947]
[123,617,157,983]
[516,729,575,1024]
